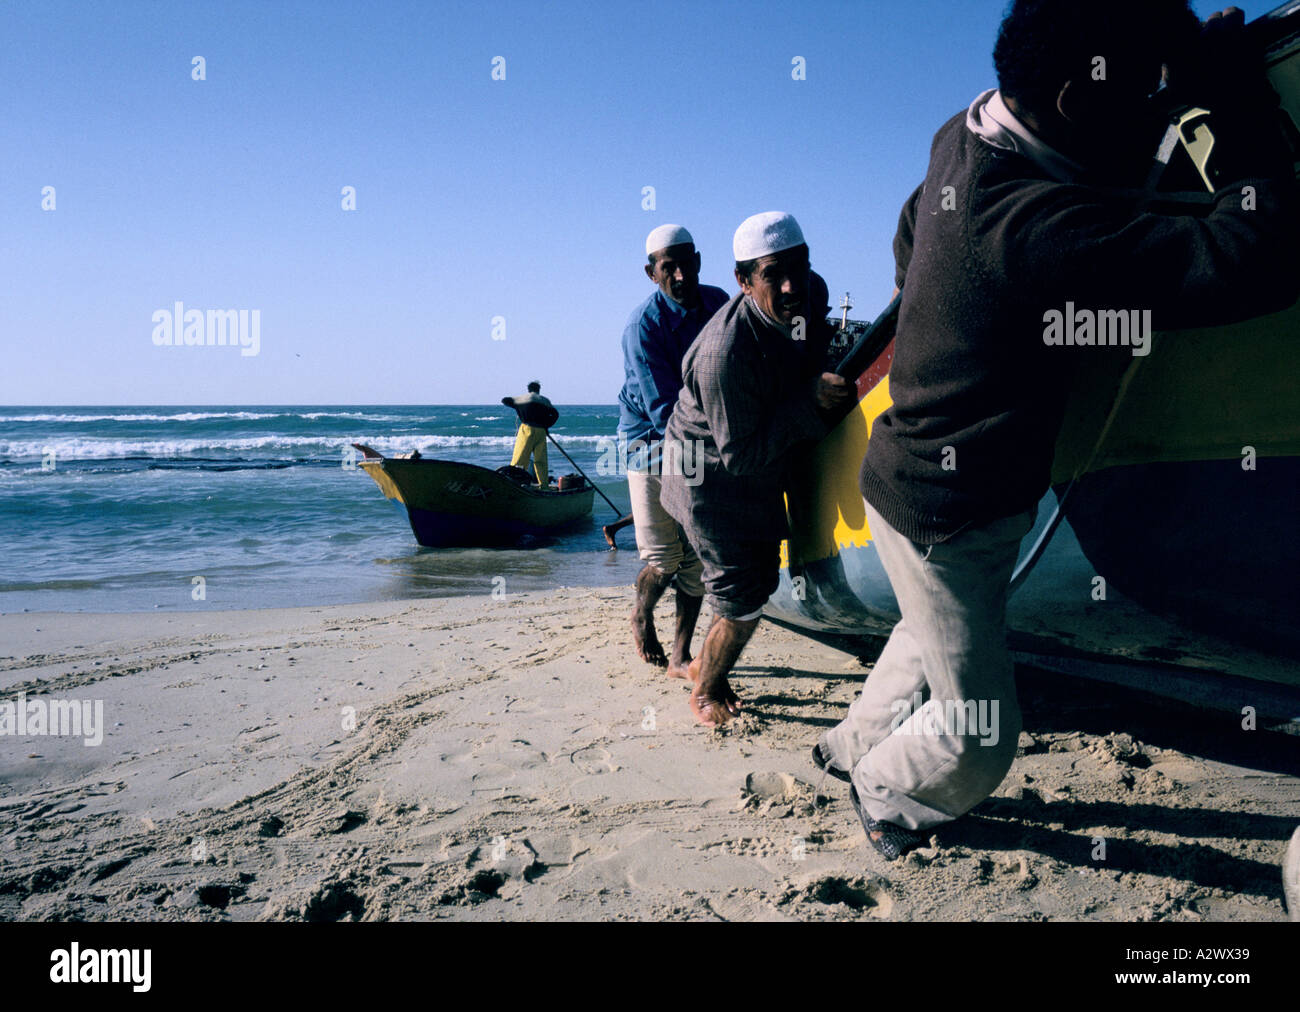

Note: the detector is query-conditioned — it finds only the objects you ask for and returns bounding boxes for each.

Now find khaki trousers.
[626,469,704,597]
[822,499,1035,831]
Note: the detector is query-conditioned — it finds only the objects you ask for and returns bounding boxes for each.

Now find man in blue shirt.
[617,224,729,679]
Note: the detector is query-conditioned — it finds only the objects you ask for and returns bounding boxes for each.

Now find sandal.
[849,786,926,861]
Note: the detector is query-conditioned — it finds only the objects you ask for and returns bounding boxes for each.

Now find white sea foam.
[298,411,408,421]
[0,433,612,460]
[1,410,411,424]
[2,411,282,423]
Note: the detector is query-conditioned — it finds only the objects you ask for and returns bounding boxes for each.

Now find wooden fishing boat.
[770,2,1300,731]
[351,444,594,547]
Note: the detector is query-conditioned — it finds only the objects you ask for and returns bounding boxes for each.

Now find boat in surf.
[351,444,594,548]
[771,0,1300,732]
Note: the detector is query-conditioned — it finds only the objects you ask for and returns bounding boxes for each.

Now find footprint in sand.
[800,875,894,918]
[469,763,517,788]
[569,744,616,775]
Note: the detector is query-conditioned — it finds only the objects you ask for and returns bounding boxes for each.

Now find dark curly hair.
[993,0,1200,117]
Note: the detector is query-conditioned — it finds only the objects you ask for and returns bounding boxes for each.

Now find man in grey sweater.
[819,0,1300,860]
[662,212,855,727]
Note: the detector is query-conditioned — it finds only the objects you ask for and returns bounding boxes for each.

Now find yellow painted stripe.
[781,378,891,569]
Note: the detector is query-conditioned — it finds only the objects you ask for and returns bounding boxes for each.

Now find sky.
[1,0,1281,405]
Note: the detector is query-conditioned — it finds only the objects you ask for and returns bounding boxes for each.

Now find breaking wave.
[0,433,614,462]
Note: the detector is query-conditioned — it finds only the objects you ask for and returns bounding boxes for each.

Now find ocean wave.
[0,410,415,424]
[298,411,410,422]
[1,411,282,423]
[0,432,617,461]
[147,460,298,472]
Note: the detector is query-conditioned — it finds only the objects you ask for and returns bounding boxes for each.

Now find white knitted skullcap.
[733,211,805,261]
[645,224,694,256]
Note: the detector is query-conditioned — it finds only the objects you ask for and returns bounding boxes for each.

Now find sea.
[0,406,643,613]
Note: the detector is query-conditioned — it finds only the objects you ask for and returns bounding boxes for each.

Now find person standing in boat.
[660,212,854,725]
[617,224,728,677]
[817,0,1300,861]
[503,381,556,486]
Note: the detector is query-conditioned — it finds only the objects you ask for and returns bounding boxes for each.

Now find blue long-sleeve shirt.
[617,285,730,443]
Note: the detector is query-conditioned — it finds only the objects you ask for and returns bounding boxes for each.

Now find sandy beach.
[1,586,1296,922]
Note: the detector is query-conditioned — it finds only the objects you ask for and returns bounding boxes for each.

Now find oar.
[546,431,621,517]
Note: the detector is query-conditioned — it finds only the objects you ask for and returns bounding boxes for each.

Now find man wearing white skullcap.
[660,212,856,727]
[616,225,729,679]
[731,210,806,263]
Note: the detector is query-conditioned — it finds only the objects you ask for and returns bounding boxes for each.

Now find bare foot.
[631,608,667,667]
[603,514,634,551]
[665,654,693,681]
[690,675,743,727]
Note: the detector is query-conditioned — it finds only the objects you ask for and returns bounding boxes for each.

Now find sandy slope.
[0,587,1295,921]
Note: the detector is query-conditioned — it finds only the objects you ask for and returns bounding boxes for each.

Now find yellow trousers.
[511,424,548,486]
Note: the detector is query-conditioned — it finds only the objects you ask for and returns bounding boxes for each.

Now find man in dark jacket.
[818,1,1300,859]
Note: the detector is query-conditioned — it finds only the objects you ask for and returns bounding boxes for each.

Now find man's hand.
[1166,5,1288,180]
[814,373,856,412]
[1169,6,1270,111]
[1204,7,1245,30]
[1200,7,1250,79]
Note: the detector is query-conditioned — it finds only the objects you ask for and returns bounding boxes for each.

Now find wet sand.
[1,587,1296,921]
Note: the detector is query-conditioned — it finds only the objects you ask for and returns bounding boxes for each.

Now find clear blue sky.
[1,0,1275,405]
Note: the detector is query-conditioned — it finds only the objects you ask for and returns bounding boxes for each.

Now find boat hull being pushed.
[769,3,1300,729]
[353,448,594,548]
